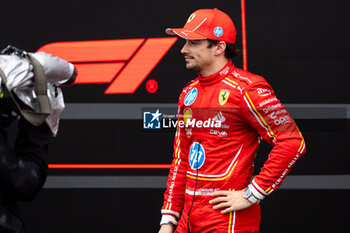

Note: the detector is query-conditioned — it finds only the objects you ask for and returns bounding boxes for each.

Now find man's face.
[180,39,216,71]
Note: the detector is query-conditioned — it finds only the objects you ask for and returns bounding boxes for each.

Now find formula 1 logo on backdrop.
[37,37,178,94]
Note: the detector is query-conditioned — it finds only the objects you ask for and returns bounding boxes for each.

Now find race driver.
[158,8,306,233]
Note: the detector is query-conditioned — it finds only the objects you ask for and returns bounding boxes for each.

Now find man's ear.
[214,41,226,56]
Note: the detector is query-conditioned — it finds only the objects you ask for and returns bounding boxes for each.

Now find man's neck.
[199,58,230,77]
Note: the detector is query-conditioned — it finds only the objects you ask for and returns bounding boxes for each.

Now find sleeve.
[240,82,306,200]
[160,93,190,225]
[0,118,51,201]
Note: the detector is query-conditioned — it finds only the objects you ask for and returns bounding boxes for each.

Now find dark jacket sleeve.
[0,119,51,201]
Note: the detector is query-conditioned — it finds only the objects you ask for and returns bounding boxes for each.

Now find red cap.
[166,8,236,44]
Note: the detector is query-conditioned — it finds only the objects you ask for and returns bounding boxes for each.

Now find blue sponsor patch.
[143,109,161,129]
[189,142,205,170]
[184,88,198,106]
[213,27,223,37]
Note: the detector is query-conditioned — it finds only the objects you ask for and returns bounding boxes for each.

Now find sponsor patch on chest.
[219,89,230,106]
[184,88,198,106]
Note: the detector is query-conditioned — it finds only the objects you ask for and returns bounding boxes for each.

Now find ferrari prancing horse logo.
[187,13,196,23]
[219,89,230,105]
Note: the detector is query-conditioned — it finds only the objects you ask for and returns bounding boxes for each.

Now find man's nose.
[181,41,189,54]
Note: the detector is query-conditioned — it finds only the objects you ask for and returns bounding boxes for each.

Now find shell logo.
[183,108,192,123]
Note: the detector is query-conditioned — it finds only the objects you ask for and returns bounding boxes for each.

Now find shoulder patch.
[231,70,253,84]
[182,79,199,94]
[185,79,199,88]
[221,75,245,95]
[224,77,238,85]
[231,68,268,88]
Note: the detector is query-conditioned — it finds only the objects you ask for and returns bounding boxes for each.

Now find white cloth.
[0,52,74,135]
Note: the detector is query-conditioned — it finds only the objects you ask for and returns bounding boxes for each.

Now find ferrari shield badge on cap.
[187,13,196,23]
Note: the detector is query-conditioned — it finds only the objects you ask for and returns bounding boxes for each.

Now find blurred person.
[0,106,51,233]
[0,47,75,233]
[158,8,306,233]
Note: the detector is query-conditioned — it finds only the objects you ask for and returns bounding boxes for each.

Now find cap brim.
[165,28,207,40]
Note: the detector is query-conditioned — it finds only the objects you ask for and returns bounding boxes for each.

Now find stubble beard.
[185,61,200,71]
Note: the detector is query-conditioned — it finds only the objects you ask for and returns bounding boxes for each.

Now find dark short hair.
[207,39,240,59]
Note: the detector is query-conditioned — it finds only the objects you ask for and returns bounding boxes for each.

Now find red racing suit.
[160,61,306,233]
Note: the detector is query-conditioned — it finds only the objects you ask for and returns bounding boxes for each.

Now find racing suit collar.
[198,60,234,85]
